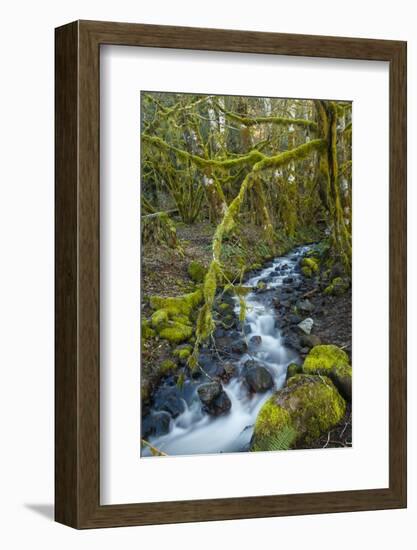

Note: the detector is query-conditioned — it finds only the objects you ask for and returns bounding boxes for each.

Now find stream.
[142,244,314,456]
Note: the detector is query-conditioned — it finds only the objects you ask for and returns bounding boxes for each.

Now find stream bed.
[142,244,315,456]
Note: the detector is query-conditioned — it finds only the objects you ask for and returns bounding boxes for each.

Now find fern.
[251,425,297,452]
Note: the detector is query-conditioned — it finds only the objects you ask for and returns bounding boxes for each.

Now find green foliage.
[252,398,292,441]
[251,425,298,452]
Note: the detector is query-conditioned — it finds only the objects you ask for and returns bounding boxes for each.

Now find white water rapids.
[143,246,311,456]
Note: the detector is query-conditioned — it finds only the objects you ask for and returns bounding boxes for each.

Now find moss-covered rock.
[187,261,207,283]
[252,397,292,442]
[149,289,203,317]
[159,359,176,375]
[303,344,350,375]
[158,322,193,344]
[141,319,156,340]
[301,256,319,273]
[251,374,346,449]
[331,363,352,401]
[173,344,192,361]
[149,290,202,344]
[324,276,350,296]
[150,309,168,328]
[301,265,312,278]
[256,280,267,291]
[286,362,302,381]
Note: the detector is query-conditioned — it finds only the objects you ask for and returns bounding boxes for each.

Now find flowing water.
[143,245,312,456]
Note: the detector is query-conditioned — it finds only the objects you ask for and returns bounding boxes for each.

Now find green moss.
[218,302,231,311]
[158,322,193,344]
[331,363,352,400]
[173,345,192,360]
[301,257,319,273]
[187,261,207,283]
[252,398,292,441]
[172,314,192,326]
[141,319,156,339]
[285,374,346,443]
[303,344,350,375]
[159,359,176,375]
[324,277,349,296]
[151,309,169,328]
[286,362,302,381]
[251,263,262,270]
[301,266,312,278]
[149,289,203,316]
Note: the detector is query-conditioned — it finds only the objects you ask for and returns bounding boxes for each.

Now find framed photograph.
[55,20,407,528]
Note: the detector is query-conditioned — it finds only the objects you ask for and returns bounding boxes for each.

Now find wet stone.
[142,412,171,439]
[245,365,274,393]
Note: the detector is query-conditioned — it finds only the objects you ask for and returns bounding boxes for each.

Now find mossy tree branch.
[215,101,318,131]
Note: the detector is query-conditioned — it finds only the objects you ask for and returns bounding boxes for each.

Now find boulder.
[297,317,314,334]
[301,257,319,273]
[282,330,301,351]
[250,335,262,346]
[231,340,248,354]
[245,365,274,393]
[197,381,231,415]
[331,364,352,401]
[142,411,171,439]
[256,280,267,292]
[222,362,237,381]
[154,388,186,418]
[299,333,321,349]
[303,344,350,375]
[197,381,222,404]
[210,391,232,416]
[251,374,346,450]
[296,299,314,314]
[286,362,302,381]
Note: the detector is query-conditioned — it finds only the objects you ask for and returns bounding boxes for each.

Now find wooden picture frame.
[55,20,407,528]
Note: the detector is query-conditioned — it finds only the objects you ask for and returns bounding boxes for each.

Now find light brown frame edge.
[55,20,407,529]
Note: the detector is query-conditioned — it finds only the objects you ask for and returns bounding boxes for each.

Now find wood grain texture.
[55,20,407,529]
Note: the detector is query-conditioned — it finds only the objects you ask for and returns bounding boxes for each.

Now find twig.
[301,288,319,299]
[322,431,331,448]
[340,415,351,437]
[141,439,168,456]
